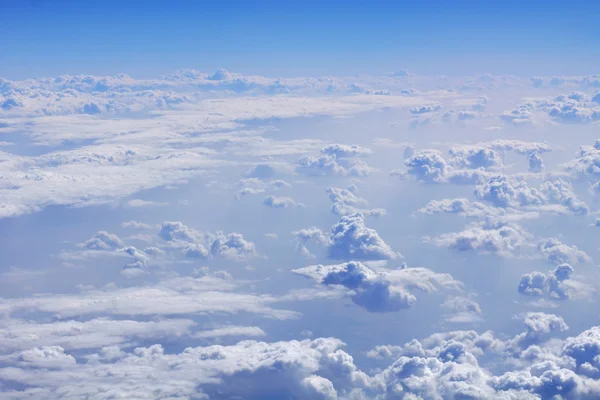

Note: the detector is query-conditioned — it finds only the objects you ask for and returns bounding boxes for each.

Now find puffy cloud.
[328,213,400,260]
[403,149,448,183]
[410,103,442,114]
[563,140,600,181]
[474,175,544,208]
[159,221,256,261]
[291,227,331,257]
[320,144,372,158]
[403,145,415,160]
[448,146,503,170]
[263,195,303,208]
[417,198,504,219]
[518,264,576,300]
[293,261,461,313]
[474,175,588,215]
[14,346,76,369]
[0,337,371,399]
[244,162,294,178]
[441,296,483,323]
[234,178,291,197]
[509,312,569,350]
[326,186,386,217]
[539,92,600,123]
[399,149,491,184]
[486,139,552,155]
[501,92,600,125]
[431,217,533,258]
[537,238,591,265]
[528,151,544,173]
[78,231,124,250]
[293,261,415,312]
[295,155,347,177]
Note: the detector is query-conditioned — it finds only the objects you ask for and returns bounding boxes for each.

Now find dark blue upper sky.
[1,0,599,79]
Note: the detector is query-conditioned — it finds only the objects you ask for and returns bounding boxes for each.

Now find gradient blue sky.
[2,0,599,79]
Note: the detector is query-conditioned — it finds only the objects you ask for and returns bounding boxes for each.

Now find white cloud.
[293,261,461,312]
[263,195,304,208]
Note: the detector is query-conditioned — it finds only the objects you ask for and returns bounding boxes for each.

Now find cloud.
[410,103,442,114]
[295,155,347,177]
[158,221,257,261]
[0,275,297,320]
[448,146,503,170]
[320,144,372,158]
[528,151,544,173]
[537,238,591,265]
[328,212,400,260]
[518,264,576,300]
[263,195,304,208]
[293,261,461,312]
[501,92,600,125]
[398,149,491,185]
[430,217,533,258]
[474,175,588,215]
[326,186,386,216]
[291,227,331,257]
[126,198,167,208]
[78,231,124,250]
[417,198,505,219]
[0,318,195,352]
[486,139,552,155]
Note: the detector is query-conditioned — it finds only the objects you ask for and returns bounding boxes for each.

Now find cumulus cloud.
[398,149,491,185]
[328,212,400,260]
[159,221,257,261]
[326,186,386,216]
[320,144,372,158]
[263,195,304,208]
[528,151,544,173]
[518,264,576,300]
[293,261,461,312]
[430,217,533,258]
[448,146,504,170]
[78,231,124,250]
[537,238,591,265]
[295,155,348,177]
[474,175,588,215]
[292,213,397,260]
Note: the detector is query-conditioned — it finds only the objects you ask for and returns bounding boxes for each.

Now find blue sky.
[2,0,599,78]
[4,2,600,399]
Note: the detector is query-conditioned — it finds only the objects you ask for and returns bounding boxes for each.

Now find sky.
[2,0,600,79]
[3,1,600,399]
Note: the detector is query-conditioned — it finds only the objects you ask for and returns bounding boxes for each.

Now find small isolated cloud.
[326,186,385,216]
[78,231,124,250]
[292,213,397,260]
[410,103,442,114]
[430,217,533,258]
[320,144,372,158]
[263,195,304,208]
[293,261,461,312]
[159,221,257,261]
[295,155,347,177]
[328,212,400,260]
[233,178,292,198]
[126,199,167,208]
